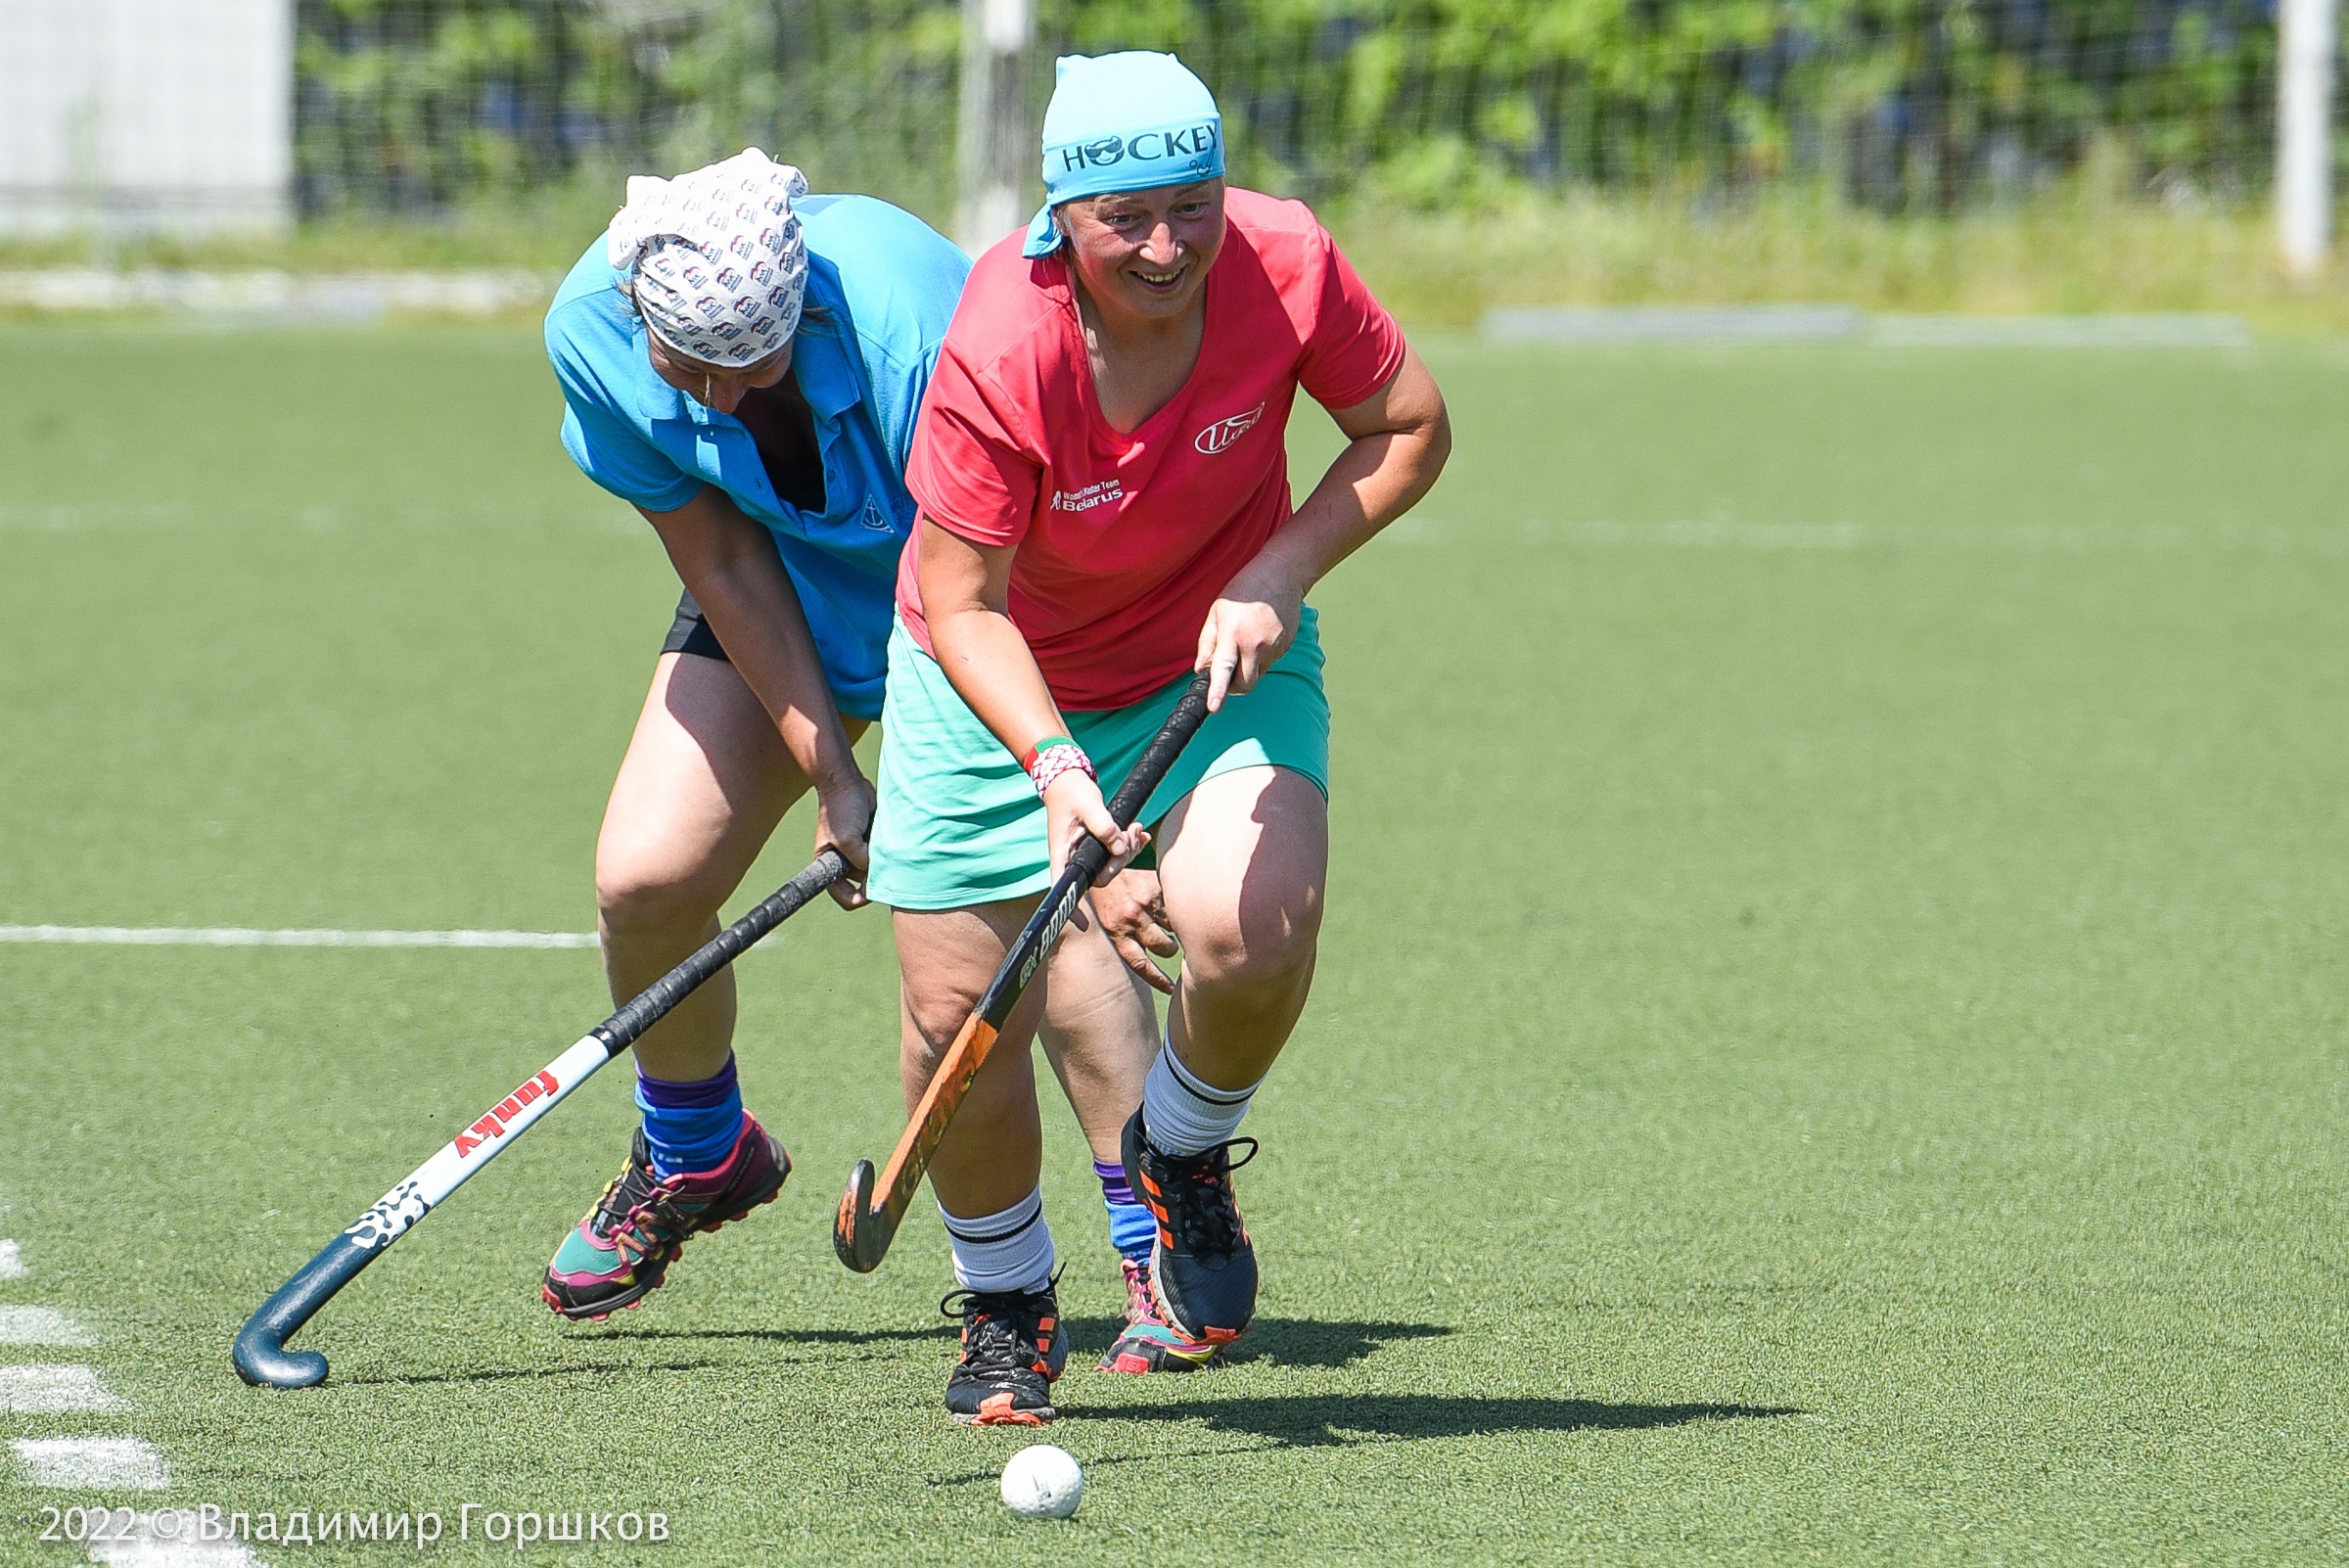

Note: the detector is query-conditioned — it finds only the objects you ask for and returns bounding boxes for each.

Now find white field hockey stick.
[233,851,849,1389]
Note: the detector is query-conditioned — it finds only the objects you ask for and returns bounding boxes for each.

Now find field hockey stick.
[834,671,1213,1272]
[233,849,850,1390]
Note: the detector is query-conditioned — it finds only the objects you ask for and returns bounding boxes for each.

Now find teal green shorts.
[868,606,1330,911]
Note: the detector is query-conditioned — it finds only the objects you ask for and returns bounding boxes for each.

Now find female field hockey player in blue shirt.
[537,151,1166,1328]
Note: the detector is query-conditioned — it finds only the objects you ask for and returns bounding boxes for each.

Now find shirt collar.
[780,255,861,423]
[787,317,859,423]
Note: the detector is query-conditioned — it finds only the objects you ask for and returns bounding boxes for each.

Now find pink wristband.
[1026,743,1094,798]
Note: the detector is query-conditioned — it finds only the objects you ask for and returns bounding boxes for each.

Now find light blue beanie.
[1021,52,1224,258]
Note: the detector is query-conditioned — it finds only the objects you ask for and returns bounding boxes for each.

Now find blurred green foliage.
[296,0,962,219]
[295,0,2297,224]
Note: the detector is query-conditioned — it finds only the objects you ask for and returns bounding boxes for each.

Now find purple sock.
[635,1055,745,1177]
[1096,1158,1153,1263]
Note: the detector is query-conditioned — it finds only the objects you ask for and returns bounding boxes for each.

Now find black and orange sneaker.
[942,1278,1067,1426]
[1096,1257,1224,1373]
[541,1117,789,1321]
[1122,1108,1259,1347]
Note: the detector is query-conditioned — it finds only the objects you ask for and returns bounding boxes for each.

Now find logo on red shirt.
[1051,479,1125,512]
[1193,402,1266,455]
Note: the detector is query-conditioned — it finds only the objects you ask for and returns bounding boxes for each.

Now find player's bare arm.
[1197,346,1452,708]
[920,516,1151,882]
[638,483,874,903]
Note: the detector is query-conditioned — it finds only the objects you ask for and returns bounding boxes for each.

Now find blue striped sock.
[1095,1159,1154,1264]
[635,1055,745,1177]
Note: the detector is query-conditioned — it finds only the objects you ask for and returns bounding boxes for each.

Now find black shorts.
[661,588,730,663]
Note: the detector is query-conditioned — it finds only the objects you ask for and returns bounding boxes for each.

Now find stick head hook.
[232,1232,375,1389]
[833,1160,893,1272]
[233,1322,329,1389]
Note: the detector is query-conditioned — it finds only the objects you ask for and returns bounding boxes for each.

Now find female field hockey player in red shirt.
[866,52,1450,1423]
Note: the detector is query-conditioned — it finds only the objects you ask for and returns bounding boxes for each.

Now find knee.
[900,986,977,1068]
[594,843,723,942]
[899,988,1036,1110]
[893,904,1051,1088]
[1180,891,1321,999]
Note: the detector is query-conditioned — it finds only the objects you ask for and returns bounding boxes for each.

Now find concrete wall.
[0,0,292,235]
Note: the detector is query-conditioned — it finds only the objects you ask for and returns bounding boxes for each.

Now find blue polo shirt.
[545,195,969,720]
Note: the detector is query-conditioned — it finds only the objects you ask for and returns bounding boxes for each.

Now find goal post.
[955,0,1034,256]
[2278,0,2340,277]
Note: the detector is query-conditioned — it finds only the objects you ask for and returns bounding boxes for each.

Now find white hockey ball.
[999,1443,1083,1520]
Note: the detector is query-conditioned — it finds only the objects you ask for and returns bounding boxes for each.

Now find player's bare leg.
[893,891,1179,1412]
[599,651,823,1079]
[545,651,833,1319]
[1123,764,1328,1347]
[896,901,1067,1421]
[1033,895,1225,1371]
[1025,883,1221,1372]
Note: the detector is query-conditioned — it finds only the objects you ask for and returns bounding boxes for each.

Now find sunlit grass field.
[1,324,2345,1563]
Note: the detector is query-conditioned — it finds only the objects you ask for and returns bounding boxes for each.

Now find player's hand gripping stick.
[232,851,851,1390]
[834,672,1213,1272]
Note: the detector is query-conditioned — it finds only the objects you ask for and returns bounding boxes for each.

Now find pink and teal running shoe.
[1096,1257,1225,1373]
[541,1116,789,1321]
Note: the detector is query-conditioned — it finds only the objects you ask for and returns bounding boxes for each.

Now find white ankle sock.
[939,1186,1055,1293]
[1141,1042,1259,1156]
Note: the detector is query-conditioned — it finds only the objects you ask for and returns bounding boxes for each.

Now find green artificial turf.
[2,324,2346,1563]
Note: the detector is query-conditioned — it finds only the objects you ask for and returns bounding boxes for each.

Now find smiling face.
[643,329,792,414]
[1055,178,1227,329]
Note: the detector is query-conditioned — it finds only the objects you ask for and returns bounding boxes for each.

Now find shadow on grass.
[583,1317,1451,1368]
[340,1318,957,1388]
[585,1323,954,1346]
[353,1317,1454,1390]
[929,1448,1253,1488]
[1058,1315,1454,1369]
[346,1357,726,1387]
[1233,1317,1453,1367]
[1067,1395,1803,1449]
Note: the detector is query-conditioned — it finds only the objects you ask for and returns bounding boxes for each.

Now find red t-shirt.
[898,188,1406,711]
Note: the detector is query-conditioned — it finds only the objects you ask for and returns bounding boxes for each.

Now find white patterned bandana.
[606,149,810,369]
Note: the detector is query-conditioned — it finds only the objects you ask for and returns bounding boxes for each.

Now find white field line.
[1384,518,2349,555]
[1477,305,2252,347]
[0,266,552,319]
[0,1365,120,1412]
[86,1513,267,1568]
[12,1437,169,1490]
[1871,311,2253,347]
[0,925,596,950]
[0,504,193,530]
[0,1306,94,1345]
[0,499,639,535]
[1482,303,1866,343]
[0,1238,23,1278]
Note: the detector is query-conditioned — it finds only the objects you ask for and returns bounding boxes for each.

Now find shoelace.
[589,1160,694,1264]
[587,1166,653,1235]
[1120,1262,1157,1325]
[940,1285,1055,1376]
[1156,1137,1258,1257]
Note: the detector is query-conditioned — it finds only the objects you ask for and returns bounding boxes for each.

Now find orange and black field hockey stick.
[833,671,1213,1271]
